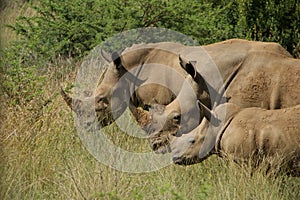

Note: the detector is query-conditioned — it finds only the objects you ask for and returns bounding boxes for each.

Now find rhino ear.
[197,100,220,126]
[179,55,197,79]
[100,49,123,69]
[100,49,112,63]
[112,51,123,70]
[197,100,213,120]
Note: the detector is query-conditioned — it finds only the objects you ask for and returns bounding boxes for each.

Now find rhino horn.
[60,87,82,111]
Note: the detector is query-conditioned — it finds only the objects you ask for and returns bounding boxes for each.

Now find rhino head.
[171,102,240,165]
[147,56,211,153]
[170,119,209,165]
[61,49,148,128]
[92,50,130,121]
[60,84,151,131]
[60,85,114,130]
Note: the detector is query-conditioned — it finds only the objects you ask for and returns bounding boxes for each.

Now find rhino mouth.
[172,156,198,165]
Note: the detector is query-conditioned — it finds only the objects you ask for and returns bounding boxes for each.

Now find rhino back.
[200,39,291,82]
[221,105,300,161]
[225,51,300,109]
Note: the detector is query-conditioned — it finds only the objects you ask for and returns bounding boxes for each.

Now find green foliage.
[5,0,300,63]
[1,64,45,106]
[238,0,300,54]
[1,42,46,107]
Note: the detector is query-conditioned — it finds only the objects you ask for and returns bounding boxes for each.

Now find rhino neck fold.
[214,116,234,156]
[125,63,146,105]
[212,61,244,107]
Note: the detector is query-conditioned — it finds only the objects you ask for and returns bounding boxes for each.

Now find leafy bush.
[6,0,242,61]
[4,0,300,63]
[1,43,46,107]
[238,0,300,55]
[6,0,299,64]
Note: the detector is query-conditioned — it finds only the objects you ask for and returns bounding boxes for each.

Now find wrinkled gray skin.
[170,103,300,176]
[61,42,191,128]
[148,40,295,153]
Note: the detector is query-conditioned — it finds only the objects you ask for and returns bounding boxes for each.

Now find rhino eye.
[96,97,109,105]
[96,97,104,102]
[188,138,195,144]
[173,114,181,122]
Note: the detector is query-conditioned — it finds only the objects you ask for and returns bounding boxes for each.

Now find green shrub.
[1,42,46,107]
[6,0,241,61]
[5,0,300,64]
[237,0,300,55]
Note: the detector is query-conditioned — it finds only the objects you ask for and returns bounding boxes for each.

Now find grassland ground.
[1,88,299,199]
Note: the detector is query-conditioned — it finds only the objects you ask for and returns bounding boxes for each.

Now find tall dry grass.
[1,1,299,199]
[1,92,299,199]
[1,52,299,200]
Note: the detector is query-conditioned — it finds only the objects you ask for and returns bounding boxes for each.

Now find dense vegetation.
[5,0,300,60]
[1,0,299,199]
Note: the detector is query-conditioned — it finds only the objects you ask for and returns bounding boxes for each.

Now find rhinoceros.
[170,102,300,176]
[61,39,291,130]
[148,46,297,153]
